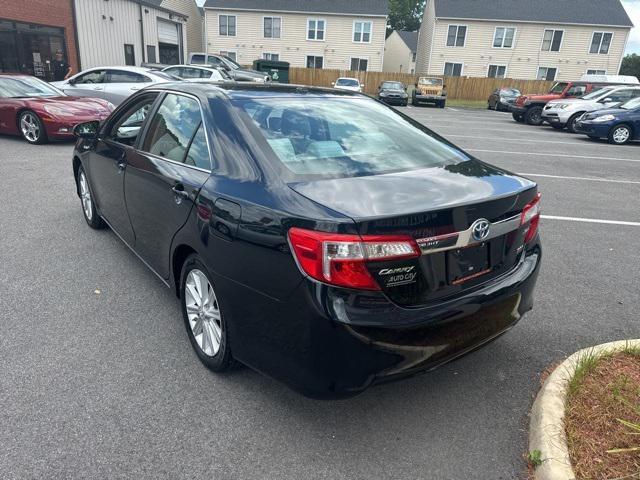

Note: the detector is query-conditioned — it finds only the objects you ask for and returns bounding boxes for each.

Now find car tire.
[608,124,632,145]
[524,106,544,126]
[512,113,524,123]
[566,113,584,134]
[487,102,492,110]
[77,167,106,229]
[180,254,234,372]
[18,110,48,145]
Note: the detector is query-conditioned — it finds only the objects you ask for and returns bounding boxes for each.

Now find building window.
[307,19,325,41]
[219,15,236,36]
[264,17,281,39]
[487,64,506,78]
[353,21,372,43]
[586,69,606,75]
[493,27,515,48]
[306,55,323,68]
[444,62,463,76]
[590,32,612,54]
[124,44,135,66]
[263,53,279,61]
[446,25,466,47]
[219,51,237,61]
[350,58,368,71]
[146,45,156,63]
[541,29,563,51]
[537,66,557,81]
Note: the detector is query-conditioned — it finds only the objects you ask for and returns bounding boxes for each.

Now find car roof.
[146,81,363,100]
[336,77,359,81]
[83,66,154,74]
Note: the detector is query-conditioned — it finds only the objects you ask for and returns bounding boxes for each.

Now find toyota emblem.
[471,218,491,242]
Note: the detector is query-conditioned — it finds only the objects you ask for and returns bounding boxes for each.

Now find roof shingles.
[433,0,633,27]
[398,30,419,52]
[203,0,389,16]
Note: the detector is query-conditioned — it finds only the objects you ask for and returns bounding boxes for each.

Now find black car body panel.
[73,82,541,398]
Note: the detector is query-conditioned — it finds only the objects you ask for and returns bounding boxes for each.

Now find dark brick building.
[0,0,79,80]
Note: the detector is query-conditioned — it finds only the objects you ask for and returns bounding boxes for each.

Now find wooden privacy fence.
[288,67,554,101]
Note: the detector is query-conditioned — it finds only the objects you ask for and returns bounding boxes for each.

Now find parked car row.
[496,74,640,145]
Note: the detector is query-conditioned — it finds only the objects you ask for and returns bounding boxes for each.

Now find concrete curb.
[529,339,640,480]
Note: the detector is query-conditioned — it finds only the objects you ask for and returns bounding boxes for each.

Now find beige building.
[202,0,388,71]
[383,31,418,73]
[416,0,634,81]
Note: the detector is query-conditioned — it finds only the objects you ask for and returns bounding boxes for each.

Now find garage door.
[157,19,179,44]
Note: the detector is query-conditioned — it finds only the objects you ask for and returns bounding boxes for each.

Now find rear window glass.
[335,79,359,87]
[549,82,568,94]
[233,96,469,179]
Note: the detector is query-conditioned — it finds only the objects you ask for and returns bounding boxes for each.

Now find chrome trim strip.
[416,214,522,254]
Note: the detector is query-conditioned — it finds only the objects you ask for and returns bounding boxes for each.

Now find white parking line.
[517,173,640,185]
[542,215,640,227]
[447,134,585,146]
[446,107,459,111]
[466,148,640,163]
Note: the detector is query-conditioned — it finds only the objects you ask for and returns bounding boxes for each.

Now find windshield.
[418,78,443,86]
[223,56,241,69]
[500,88,520,96]
[621,97,640,110]
[582,87,614,100]
[549,82,569,94]
[336,79,359,87]
[232,96,470,179]
[381,81,403,90]
[0,76,63,98]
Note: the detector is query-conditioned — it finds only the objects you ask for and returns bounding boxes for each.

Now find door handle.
[172,185,190,203]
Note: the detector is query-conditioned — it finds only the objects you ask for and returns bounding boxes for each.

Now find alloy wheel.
[185,269,222,357]
[79,171,93,220]
[612,126,630,144]
[20,113,40,142]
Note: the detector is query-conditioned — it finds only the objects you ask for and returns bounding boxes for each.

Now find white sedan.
[161,64,230,82]
[332,77,364,93]
[51,66,176,105]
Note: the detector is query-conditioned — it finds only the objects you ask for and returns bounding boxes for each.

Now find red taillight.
[287,227,420,290]
[521,192,541,243]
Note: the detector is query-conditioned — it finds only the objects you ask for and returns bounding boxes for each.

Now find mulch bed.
[565,353,640,479]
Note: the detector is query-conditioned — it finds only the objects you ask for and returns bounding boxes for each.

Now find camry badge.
[471,218,491,242]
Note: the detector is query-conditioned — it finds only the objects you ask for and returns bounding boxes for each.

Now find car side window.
[182,68,203,79]
[566,85,586,97]
[141,93,205,165]
[107,70,150,83]
[109,93,159,146]
[164,67,183,78]
[75,70,106,84]
[184,124,211,170]
[608,90,634,103]
[207,56,224,67]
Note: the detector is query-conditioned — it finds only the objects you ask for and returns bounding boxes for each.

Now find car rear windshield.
[0,77,62,98]
[336,79,359,87]
[233,96,470,179]
[500,88,520,96]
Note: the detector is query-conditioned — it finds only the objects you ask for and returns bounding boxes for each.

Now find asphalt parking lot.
[1,106,638,480]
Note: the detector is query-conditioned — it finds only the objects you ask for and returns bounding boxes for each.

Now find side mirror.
[74,120,99,139]
[601,97,613,103]
[68,77,76,85]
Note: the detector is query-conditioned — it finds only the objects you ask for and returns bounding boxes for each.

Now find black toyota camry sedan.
[72,82,541,398]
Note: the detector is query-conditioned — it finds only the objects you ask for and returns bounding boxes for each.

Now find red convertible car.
[0,74,114,144]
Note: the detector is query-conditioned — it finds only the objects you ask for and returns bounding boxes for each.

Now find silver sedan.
[51,66,176,105]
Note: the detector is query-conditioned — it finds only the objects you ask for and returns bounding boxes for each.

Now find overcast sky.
[195,0,640,54]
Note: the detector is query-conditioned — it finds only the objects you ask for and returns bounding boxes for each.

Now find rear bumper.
[225,242,541,399]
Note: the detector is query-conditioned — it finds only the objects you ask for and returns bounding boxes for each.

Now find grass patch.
[565,351,640,479]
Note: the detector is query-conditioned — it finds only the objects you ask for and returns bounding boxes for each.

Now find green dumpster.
[252,60,290,83]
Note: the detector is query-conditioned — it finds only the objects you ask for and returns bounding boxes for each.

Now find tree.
[619,53,640,79]
[387,0,425,35]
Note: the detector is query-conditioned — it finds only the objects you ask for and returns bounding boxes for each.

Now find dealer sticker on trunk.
[377,266,418,287]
